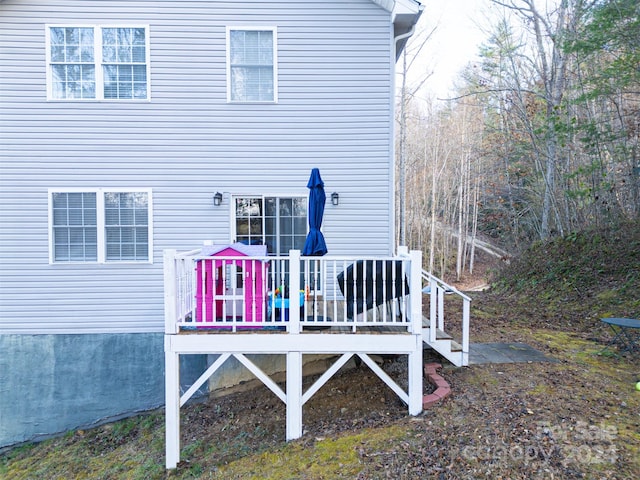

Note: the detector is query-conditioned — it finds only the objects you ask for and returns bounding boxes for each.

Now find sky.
[408,0,489,101]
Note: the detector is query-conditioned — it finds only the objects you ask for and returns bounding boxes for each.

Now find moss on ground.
[210,427,408,479]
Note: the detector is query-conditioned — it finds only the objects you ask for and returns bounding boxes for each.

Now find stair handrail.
[421,270,470,365]
[421,270,471,302]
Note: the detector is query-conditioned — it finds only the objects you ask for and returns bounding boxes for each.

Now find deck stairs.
[420,270,471,367]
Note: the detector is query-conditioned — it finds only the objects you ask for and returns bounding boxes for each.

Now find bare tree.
[396,26,436,248]
[396,0,638,277]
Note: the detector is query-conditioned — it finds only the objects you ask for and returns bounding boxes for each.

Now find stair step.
[435,329,452,340]
[421,324,468,367]
[422,327,453,341]
[423,328,461,351]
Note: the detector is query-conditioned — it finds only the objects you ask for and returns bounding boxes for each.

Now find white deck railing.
[163,247,473,468]
[163,248,423,335]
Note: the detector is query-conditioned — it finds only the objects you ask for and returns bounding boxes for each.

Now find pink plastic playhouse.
[195,243,269,326]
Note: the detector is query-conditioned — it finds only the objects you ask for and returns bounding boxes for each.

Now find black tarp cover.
[336,260,409,318]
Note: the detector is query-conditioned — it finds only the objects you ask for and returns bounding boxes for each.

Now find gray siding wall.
[0,0,396,334]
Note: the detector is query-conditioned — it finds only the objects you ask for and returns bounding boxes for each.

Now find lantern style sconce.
[213,192,223,206]
[331,192,339,206]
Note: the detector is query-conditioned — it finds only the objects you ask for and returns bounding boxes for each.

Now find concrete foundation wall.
[0,333,207,449]
[0,334,340,449]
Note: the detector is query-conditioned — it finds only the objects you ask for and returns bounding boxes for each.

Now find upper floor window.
[46,25,150,101]
[49,189,152,263]
[227,27,277,103]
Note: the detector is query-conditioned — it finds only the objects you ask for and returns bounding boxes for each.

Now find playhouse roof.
[201,243,268,257]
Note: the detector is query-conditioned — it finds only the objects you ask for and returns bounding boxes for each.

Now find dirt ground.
[168,287,639,479]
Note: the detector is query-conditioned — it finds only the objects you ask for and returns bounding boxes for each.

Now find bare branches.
[398,0,639,268]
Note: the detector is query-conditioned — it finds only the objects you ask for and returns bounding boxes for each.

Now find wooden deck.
[163,247,470,469]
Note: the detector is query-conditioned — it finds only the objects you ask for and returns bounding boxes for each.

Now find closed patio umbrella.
[302,168,327,256]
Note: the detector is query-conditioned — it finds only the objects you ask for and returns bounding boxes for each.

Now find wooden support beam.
[286,352,303,440]
[302,353,353,406]
[234,354,286,403]
[357,353,409,404]
[408,335,423,415]
[180,353,231,407]
[168,332,418,354]
[165,347,180,469]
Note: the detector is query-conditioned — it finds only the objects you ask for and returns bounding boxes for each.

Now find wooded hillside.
[397,0,639,281]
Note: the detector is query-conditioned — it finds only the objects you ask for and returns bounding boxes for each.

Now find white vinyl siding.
[49,189,152,264]
[46,25,150,101]
[226,26,277,103]
[0,0,394,335]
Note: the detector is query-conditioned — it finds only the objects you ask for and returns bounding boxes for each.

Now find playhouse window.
[234,196,307,255]
[227,27,277,102]
[50,189,152,263]
[46,25,149,100]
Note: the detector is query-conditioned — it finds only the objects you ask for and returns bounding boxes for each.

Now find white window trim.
[225,26,278,104]
[229,193,328,293]
[45,24,151,102]
[48,187,153,264]
[230,193,308,254]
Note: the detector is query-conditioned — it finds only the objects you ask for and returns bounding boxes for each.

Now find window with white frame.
[46,26,149,100]
[50,189,152,263]
[234,197,306,254]
[227,27,277,102]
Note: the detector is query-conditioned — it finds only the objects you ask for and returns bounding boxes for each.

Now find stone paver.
[422,342,557,409]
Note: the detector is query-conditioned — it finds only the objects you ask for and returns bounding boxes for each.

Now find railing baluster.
[429,278,437,343]
[336,260,341,322]
[289,250,300,334]
[261,259,267,324]
[437,286,445,332]
[372,261,376,323]
[322,259,328,324]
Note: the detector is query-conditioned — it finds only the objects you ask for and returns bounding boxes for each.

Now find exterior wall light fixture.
[331,192,339,206]
[213,192,223,206]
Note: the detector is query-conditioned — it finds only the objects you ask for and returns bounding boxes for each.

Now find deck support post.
[407,249,424,416]
[165,344,180,469]
[286,351,303,440]
[408,335,423,415]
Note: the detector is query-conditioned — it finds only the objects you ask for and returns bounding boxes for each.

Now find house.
[0,0,431,450]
